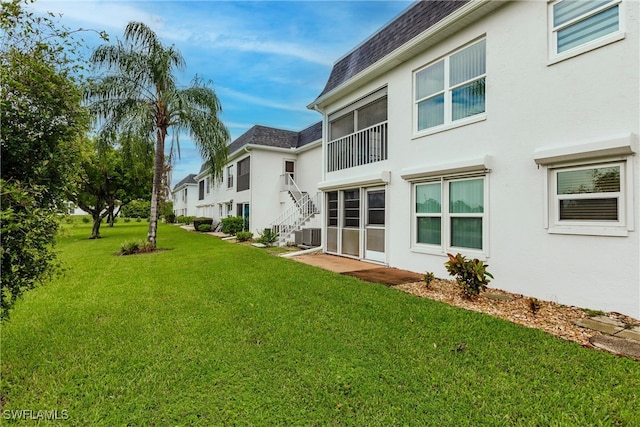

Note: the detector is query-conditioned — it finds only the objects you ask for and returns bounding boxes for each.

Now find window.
[414,39,486,133]
[343,190,360,228]
[237,157,250,191]
[367,190,385,226]
[327,191,338,227]
[206,177,211,194]
[550,0,622,59]
[198,180,205,200]
[414,177,486,252]
[227,166,234,189]
[550,162,625,232]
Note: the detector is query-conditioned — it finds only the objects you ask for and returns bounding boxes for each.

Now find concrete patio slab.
[291,253,380,273]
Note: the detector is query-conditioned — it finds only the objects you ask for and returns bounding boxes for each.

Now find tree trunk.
[90,213,102,239]
[107,206,115,227]
[147,128,165,247]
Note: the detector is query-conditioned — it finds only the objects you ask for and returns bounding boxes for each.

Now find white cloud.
[30,0,166,34]
[217,86,310,113]
[202,33,333,66]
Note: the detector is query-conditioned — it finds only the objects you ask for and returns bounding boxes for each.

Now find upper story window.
[237,157,250,192]
[414,39,486,134]
[198,180,205,200]
[226,166,234,189]
[549,0,623,61]
[327,89,388,172]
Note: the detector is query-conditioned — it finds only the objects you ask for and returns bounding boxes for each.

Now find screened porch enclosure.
[327,94,388,172]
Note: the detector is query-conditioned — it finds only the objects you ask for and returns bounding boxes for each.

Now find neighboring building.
[309,0,639,317]
[171,173,198,217]
[195,122,323,243]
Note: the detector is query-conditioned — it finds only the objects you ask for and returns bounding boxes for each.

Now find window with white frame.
[414,176,486,252]
[549,0,622,58]
[550,161,625,229]
[414,39,486,133]
[226,166,234,189]
[237,157,250,191]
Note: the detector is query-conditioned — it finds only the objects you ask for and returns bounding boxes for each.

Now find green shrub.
[197,224,212,232]
[119,239,154,256]
[221,216,245,235]
[176,215,194,225]
[165,213,176,224]
[236,231,253,242]
[444,253,493,299]
[119,240,140,255]
[256,228,278,246]
[82,216,90,223]
[64,216,74,224]
[135,217,142,223]
[193,217,213,230]
[1,181,60,319]
[121,199,150,219]
[123,217,131,223]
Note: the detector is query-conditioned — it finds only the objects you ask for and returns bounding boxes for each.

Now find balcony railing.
[327,122,387,172]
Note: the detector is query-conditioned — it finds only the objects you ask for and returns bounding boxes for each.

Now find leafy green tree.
[70,138,153,239]
[121,200,151,219]
[0,0,91,318]
[85,21,230,247]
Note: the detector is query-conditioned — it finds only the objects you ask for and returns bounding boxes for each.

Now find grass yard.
[1,222,639,425]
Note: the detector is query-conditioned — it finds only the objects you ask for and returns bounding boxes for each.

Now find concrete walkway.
[575,316,640,361]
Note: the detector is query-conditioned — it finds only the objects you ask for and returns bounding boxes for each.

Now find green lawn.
[2,222,638,425]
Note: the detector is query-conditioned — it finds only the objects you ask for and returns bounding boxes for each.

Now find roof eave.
[308,0,503,110]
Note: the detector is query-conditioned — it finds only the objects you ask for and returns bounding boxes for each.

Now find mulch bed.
[392,279,639,347]
[340,267,639,347]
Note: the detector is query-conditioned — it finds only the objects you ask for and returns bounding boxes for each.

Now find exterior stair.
[269,175,321,246]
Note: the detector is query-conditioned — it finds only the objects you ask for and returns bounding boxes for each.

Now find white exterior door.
[364,188,385,262]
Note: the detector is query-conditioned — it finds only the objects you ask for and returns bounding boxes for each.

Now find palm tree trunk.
[147,128,165,247]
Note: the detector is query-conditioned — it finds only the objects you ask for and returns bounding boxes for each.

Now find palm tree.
[85,21,229,247]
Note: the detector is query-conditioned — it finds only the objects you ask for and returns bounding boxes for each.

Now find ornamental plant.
[256,229,278,246]
[236,231,253,242]
[444,253,493,299]
[423,271,436,288]
[221,216,244,235]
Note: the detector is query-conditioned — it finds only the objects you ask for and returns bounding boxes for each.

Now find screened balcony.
[327,121,388,172]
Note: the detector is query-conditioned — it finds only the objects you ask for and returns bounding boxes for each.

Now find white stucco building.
[310,0,640,317]
[192,122,323,243]
[171,173,198,217]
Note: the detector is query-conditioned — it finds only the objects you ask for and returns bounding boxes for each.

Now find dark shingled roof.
[317,0,470,98]
[172,173,197,190]
[297,121,323,148]
[228,122,322,155]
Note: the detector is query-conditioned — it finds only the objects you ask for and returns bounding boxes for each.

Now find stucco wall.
[320,1,640,316]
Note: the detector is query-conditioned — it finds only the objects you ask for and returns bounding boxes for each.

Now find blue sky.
[30,0,413,182]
